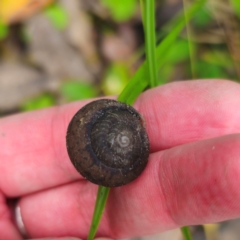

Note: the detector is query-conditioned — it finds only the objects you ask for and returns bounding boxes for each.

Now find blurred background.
[0,0,240,239]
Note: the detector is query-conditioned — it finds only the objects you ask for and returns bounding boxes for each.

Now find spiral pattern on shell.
[66,99,150,187]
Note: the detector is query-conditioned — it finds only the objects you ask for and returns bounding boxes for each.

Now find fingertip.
[134,79,240,151]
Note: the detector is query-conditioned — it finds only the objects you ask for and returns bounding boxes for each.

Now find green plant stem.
[87,186,110,240]
[143,0,158,87]
[181,226,193,240]
[118,0,207,104]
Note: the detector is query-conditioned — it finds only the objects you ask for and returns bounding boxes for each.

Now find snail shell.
[66,99,150,187]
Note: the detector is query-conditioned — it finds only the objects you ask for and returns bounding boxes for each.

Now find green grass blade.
[181,226,193,240]
[118,0,207,105]
[87,186,110,240]
[144,0,158,87]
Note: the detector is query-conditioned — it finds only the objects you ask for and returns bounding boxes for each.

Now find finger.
[0,99,92,197]
[19,133,240,239]
[135,79,240,151]
[1,80,240,197]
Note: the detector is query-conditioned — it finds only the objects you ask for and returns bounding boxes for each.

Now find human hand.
[1,80,240,239]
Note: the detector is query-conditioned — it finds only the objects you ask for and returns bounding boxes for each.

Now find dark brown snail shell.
[66,99,150,187]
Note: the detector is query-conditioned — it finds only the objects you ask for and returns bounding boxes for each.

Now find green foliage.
[101,63,129,95]
[157,39,191,83]
[195,60,228,79]
[118,0,207,104]
[101,0,137,22]
[164,39,190,64]
[44,3,68,30]
[202,50,234,68]
[21,93,55,111]
[158,64,173,85]
[0,21,8,40]
[230,0,240,17]
[192,7,212,28]
[60,81,98,101]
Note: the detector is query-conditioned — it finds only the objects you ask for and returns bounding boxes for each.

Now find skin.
[0,79,240,239]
